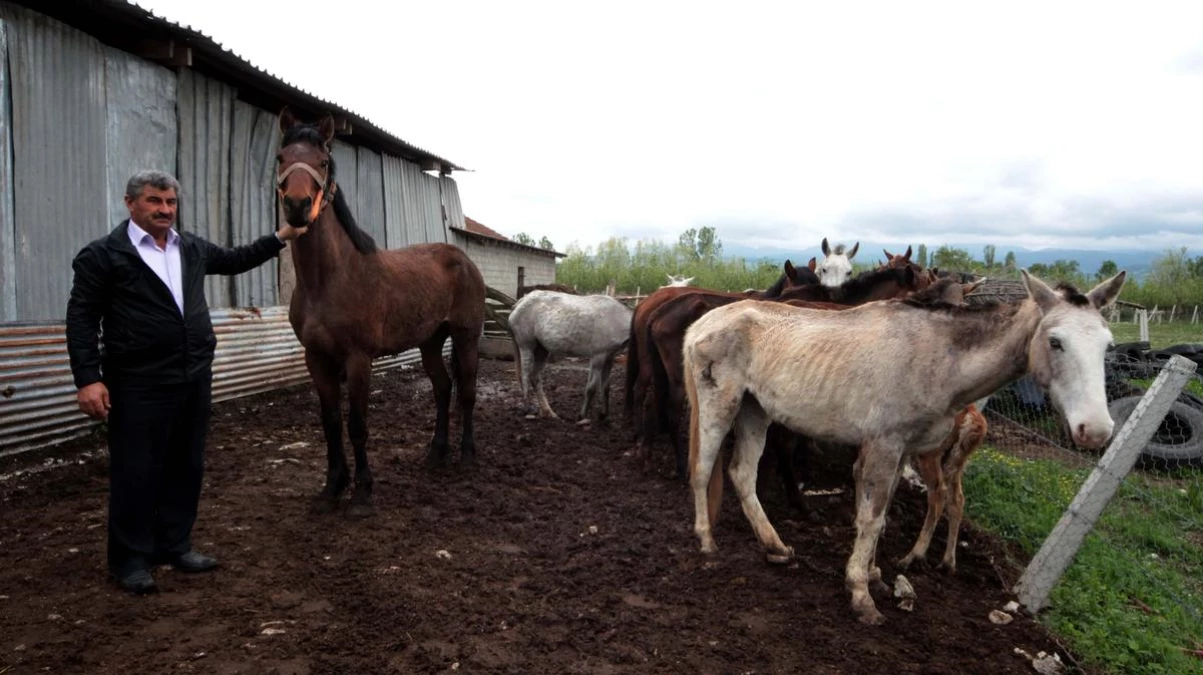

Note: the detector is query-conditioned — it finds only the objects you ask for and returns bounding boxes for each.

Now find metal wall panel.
[399,160,444,246]
[102,45,177,230]
[330,140,358,214]
[440,175,464,232]
[5,5,107,321]
[230,101,281,307]
[0,310,443,457]
[381,154,408,249]
[177,69,234,308]
[0,17,15,322]
[420,171,447,243]
[355,146,387,248]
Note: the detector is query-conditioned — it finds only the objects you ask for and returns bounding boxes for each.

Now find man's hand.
[78,382,111,420]
[276,222,310,242]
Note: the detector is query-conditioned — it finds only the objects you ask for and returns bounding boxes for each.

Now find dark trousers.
[105,375,212,572]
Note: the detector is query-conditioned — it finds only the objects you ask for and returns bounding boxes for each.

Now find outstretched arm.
[203,222,308,275]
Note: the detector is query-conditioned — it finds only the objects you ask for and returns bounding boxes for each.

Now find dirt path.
[0,357,1075,674]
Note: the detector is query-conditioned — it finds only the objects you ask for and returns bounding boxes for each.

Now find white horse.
[663,274,695,288]
[817,237,859,287]
[681,269,1126,625]
[508,290,633,424]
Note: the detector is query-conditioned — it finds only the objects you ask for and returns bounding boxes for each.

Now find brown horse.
[276,108,487,515]
[623,259,818,461]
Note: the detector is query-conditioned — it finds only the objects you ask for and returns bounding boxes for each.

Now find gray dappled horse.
[508,290,633,425]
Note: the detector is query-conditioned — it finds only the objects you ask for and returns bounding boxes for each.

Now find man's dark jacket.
[66,220,286,388]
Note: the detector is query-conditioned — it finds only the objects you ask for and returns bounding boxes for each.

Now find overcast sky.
[138,0,1203,254]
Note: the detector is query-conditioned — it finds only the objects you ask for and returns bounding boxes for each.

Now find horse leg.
[941,411,986,573]
[729,401,792,563]
[578,354,605,425]
[345,353,375,516]
[306,350,348,513]
[517,342,539,418]
[597,350,618,424]
[687,366,742,556]
[419,327,454,470]
[532,344,558,419]
[898,450,946,569]
[846,441,905,625]
[449,327,480,468]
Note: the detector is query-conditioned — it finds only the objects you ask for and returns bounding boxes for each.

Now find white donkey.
[508,290,633,424]
[681,269,1126,625]
[817,237,860,287]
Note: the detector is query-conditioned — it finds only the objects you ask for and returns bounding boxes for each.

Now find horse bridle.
[276,154,338,222]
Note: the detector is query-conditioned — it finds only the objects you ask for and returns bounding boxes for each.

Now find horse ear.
[962,278,985,295]
[807,257,817,272]
[903,244,912,260]
[783,259,797,281]
[883,248,893,260]
[278,106,298,133]
[1020,269,1062,311]
[821,237,830,257]
[1086,270,1127,309]
[666,273,674,282]
[847,242,859,259]
[317,114,336,145]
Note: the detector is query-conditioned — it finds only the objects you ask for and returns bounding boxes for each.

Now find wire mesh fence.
[981,349,1203,659]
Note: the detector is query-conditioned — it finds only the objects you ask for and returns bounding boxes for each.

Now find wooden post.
[1014,355,1198,614]
[1139,309,1149,343]
[1192,306,1199,325]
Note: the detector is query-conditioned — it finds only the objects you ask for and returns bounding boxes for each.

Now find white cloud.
[138,0,1203,253]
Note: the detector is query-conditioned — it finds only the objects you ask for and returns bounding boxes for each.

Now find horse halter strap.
[277,159,337,217]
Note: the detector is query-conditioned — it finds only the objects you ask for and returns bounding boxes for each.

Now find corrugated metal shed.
[441,176,465,231]
[330,140,359,215]
[5,4,109,321]
[230,100,281,307]
[177,68,234,308]
[102,44,176,228]
[356,146,387,247]
[0,17,15,322]
[0,311,445,458]
[381,155,409,249]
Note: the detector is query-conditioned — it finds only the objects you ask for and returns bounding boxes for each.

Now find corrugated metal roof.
[5,0,468,172]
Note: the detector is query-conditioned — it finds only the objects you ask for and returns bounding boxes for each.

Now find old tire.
[1107,395,1203,469]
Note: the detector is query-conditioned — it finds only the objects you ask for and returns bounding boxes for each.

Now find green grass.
[964,448,1203,674]
[1110,321,1202,350]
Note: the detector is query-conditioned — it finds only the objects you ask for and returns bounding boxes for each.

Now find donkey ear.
[821,237,831,257]
[1086,270,1127,309]
[1020,269,1062,311]
[317,114,336,145]
[847,241,859,259]
[807,257,817,272]
[278,106,298,133]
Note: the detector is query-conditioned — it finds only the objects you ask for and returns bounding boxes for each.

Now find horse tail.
[511,335,523,389]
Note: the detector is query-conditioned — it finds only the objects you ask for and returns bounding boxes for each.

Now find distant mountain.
[719,242,1180,280]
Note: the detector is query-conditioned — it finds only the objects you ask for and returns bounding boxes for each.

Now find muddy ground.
[0,357,1081,674]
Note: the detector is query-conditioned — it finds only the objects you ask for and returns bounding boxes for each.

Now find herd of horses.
[273,108,1127,625]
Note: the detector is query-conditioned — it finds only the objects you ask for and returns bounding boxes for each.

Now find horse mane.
[762,273,791,298]
[1054,282,1090,307]
[281,123,379,255]
[829,243,850,256]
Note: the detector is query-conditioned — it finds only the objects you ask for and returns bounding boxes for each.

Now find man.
[66,170,307,595]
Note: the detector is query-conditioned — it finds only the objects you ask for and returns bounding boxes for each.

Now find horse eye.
[321,160,329,168]
[1049,337,1063,351]
[276,156,283,164]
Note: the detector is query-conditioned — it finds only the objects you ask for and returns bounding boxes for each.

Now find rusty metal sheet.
[0,309,443,457]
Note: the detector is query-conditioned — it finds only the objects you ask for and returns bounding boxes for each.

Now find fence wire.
[981,351,1203,667]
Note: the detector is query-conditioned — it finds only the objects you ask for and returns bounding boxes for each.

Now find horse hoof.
[765,547,794,565]
[575,418,591,427]
[524,413,537,420]
[856,607,887,626]
[310,496,340,515]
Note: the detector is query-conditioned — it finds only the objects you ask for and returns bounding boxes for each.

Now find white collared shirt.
[127,219,184,315]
